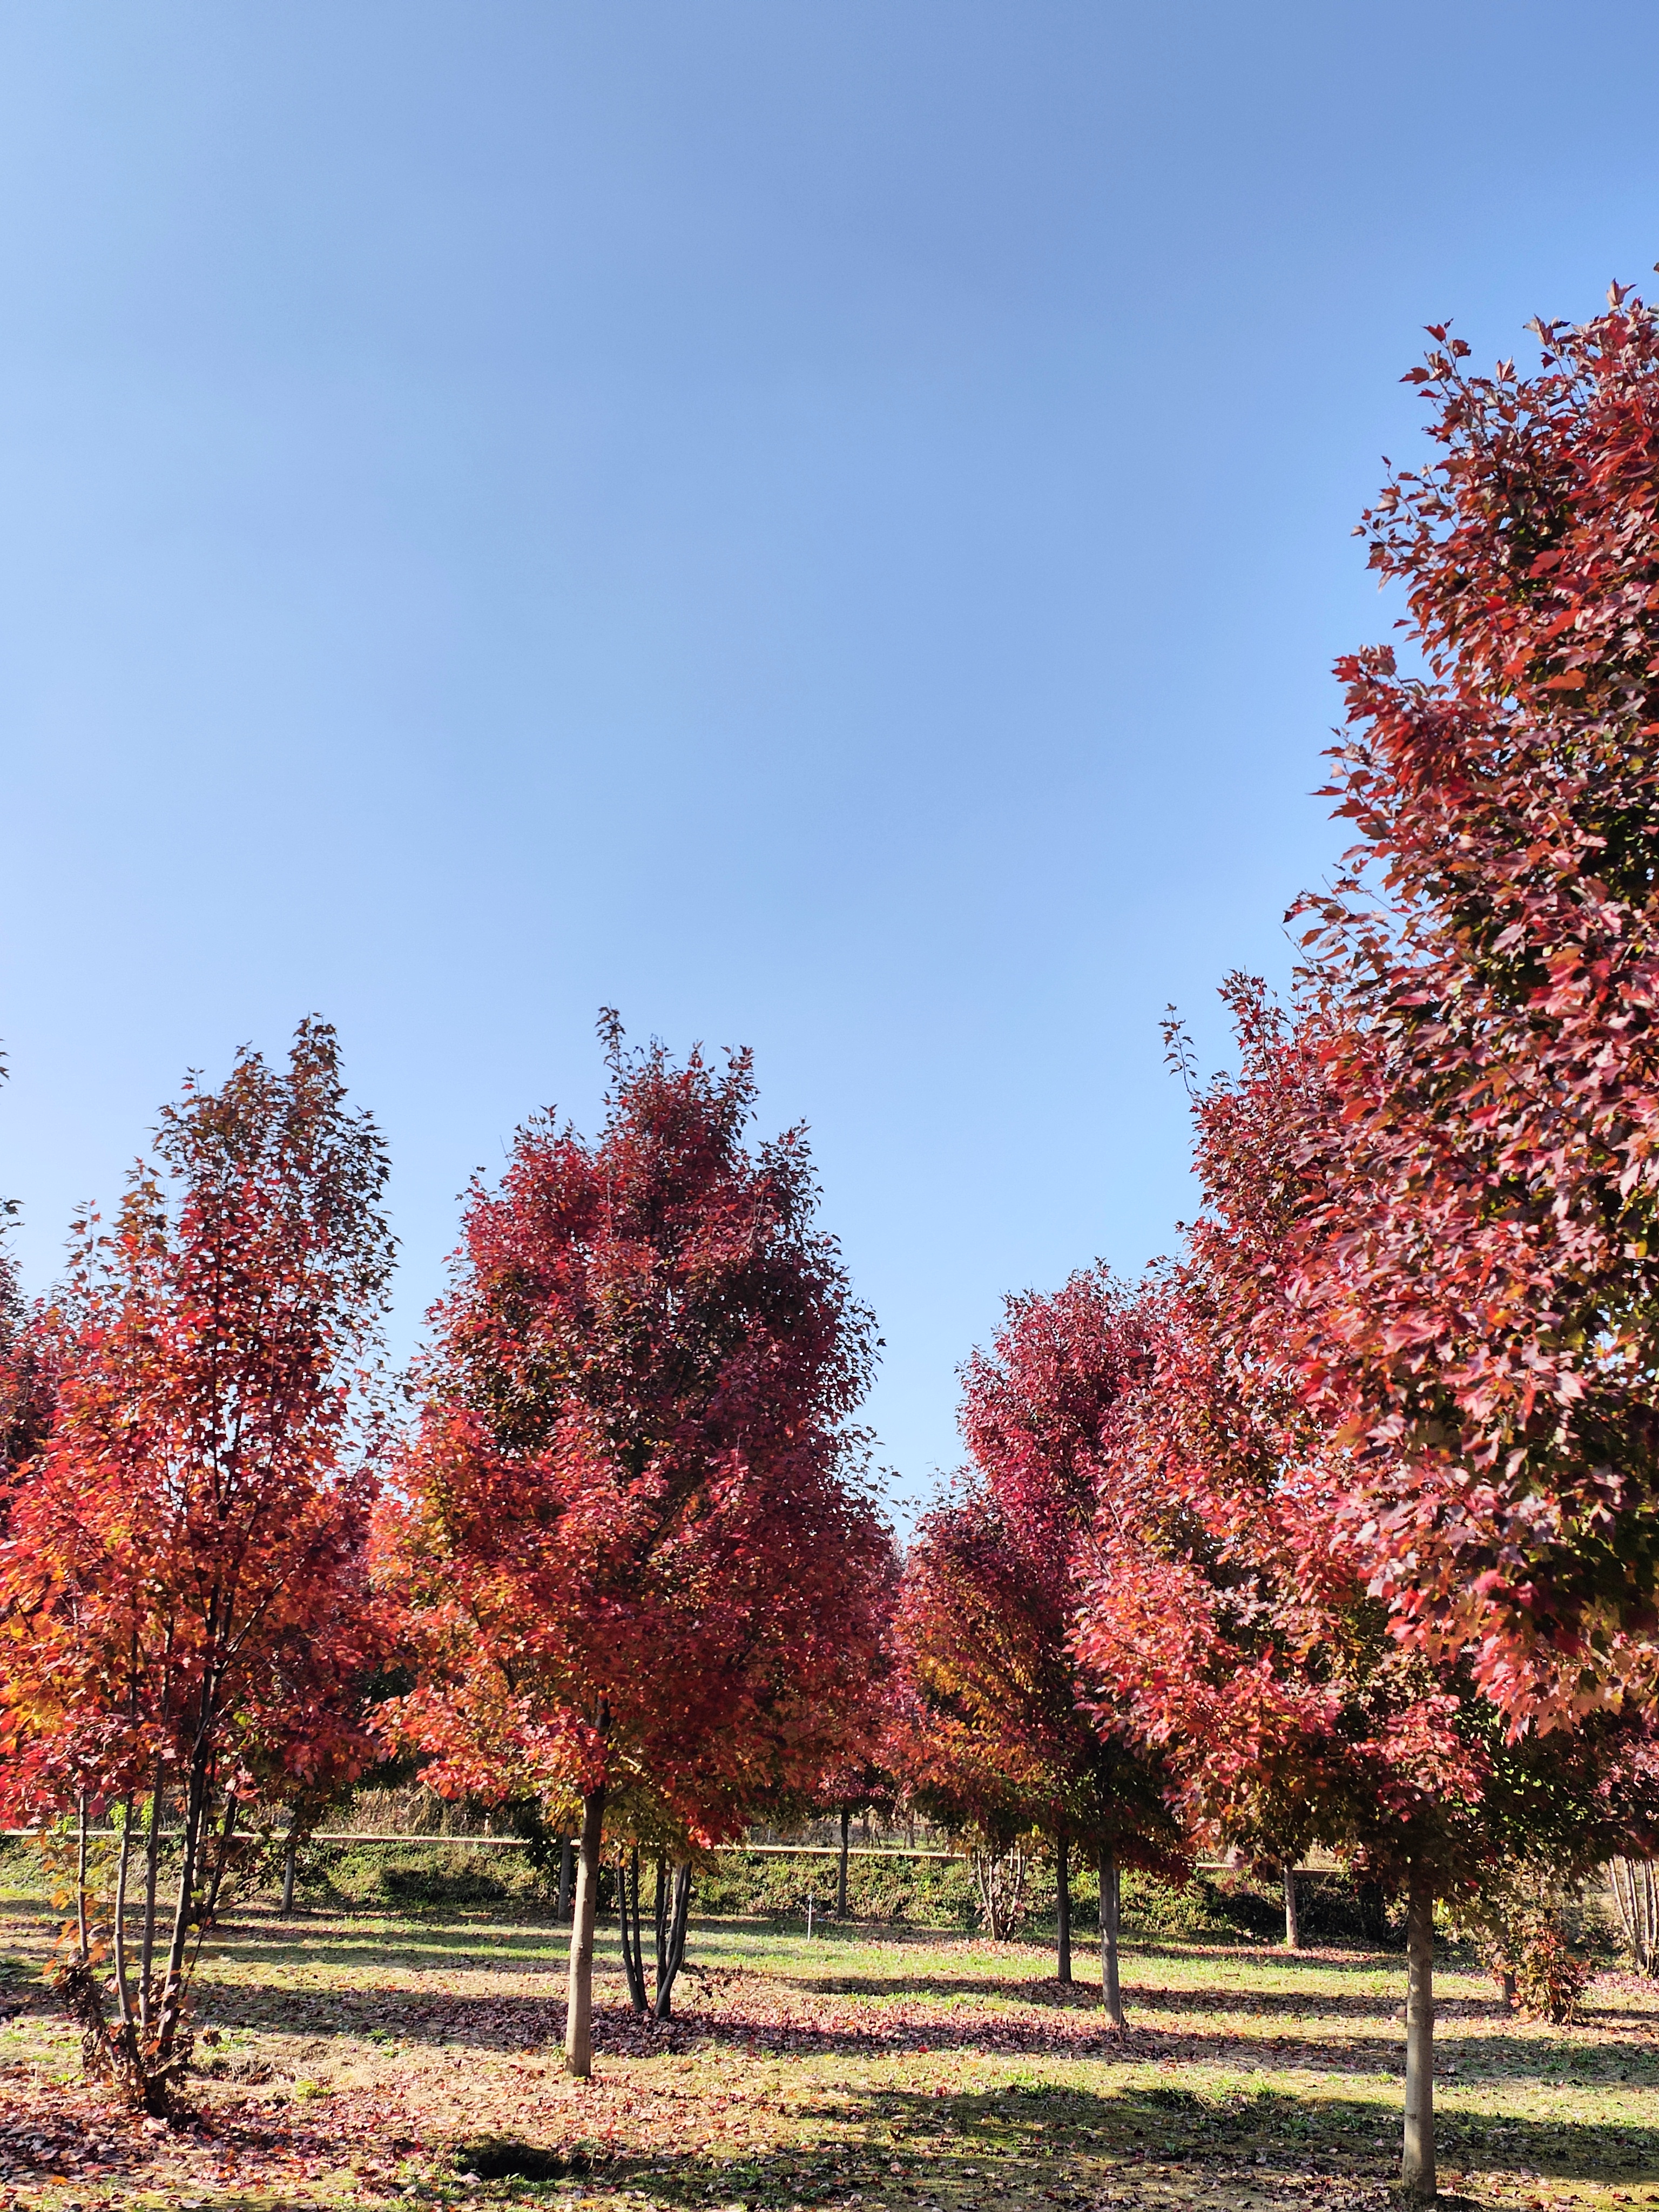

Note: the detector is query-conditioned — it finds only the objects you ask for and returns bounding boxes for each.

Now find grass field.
[2,1871,1657,2212]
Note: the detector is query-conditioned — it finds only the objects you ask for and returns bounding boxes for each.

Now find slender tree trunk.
[655,1860,692,2019]
[564,1785,606,2078]
[1098,1848,1123,2028]
[160,1745,211,2007]
[138,1766,166,2036]
[1401,1861,1436,2203]
[280,1833,298,1916]
[145,1739,213,2109]
[75,1792,90,1961]
[1056,1837,1071,1985]
[1608,1858,1659,1975]
[203,1793,238,1925]
[557,1836,574,1922]
[618,1847,648,2015]
[837,1808,851,1919]
[111,1797,136,2033]
[653,1850,669,2003]
[1499,1968,1516,2010]
[1283,1865,1300,1951]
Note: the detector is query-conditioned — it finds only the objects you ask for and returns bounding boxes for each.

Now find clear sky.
[5,2,1659,1512]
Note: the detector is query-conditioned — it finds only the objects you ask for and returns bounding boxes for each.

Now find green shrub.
[1128,1869,1413,1946]
[693,1851,980,1929]
[307,1844,556,1913]
[0,1843,46,1901]
[691,1853,1402,1945]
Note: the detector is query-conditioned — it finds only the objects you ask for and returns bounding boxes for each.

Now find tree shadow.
[184,2080,1658,2208]
[204,1929,565,1975]
[566,2081,1659,2204]
[180,1964,1659,2094]
[787,1967,1420,2020]
[8,2046,1659,2203]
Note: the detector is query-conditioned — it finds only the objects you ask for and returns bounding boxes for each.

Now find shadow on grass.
[6,2068,1658,2204]
[387,2083,1659,2207]
[788,1966,1422,2019]
[203,1931,568,1975]
[180,1958,1659,2086]
[570,2082,1659,2206]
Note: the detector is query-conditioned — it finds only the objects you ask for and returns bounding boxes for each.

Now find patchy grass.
[1,1872,1656,2211]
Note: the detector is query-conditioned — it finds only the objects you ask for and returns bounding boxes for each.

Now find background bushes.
[304,1842,559,1913]
[0,1822,1629,1962]
[689,1852,1406,1945]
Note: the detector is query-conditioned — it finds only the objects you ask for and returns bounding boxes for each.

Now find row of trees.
[8,282,1659,2205]
[0,1015,896,2106]
[894,280,1659,2199]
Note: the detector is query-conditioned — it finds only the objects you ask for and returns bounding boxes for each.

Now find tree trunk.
[1401,1860,1436,2203]
[564,1786,606,2078]
[1283,1865,1300,1951]
[653,1850,670,2008]
[1608,1858,1659,1976]
[655,1859,692,2019]
[1055,1837,1071,1985]
[1499,1968,1516,2011]
[837,1808,851,1919]
[75,1792,90,1961]
[143,1738,215,2111]
[618,1847,648,2015]
[203,1793,238,1925]
[280,1833,298,1916]
[138,1768,166,2037]
[1098,1848,1123,2028]
[972,1842,1029,1940]
[111,1797,136,2031]
[557,1835,574,1923]
[99,1797,147,2106]
[159,1744,212,2011]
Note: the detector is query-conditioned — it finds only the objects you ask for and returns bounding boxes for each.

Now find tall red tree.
[1087,291,1659,2193]
[1223,286,1659,1728]
[0,1022,392,2114]
[896,1271,1184,2020]
[1076,1229,1659,2199]
[386,1017,893,2073]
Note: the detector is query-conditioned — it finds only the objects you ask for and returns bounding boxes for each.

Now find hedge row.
[299,1842,1402,1946]
[8,1833,1575,1952]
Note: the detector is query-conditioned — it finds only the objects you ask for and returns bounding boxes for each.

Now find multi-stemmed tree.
[896,1270,1184,2020]
[0,1023,393,2115]
[386,1019,894,2073]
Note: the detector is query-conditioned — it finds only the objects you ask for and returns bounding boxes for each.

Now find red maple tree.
[1213,285,1659,1729]
[385,1017,894,2072]
[1076,1174,1659,2199]
[0,1022,393,2114]
[896,1270,1184,2020]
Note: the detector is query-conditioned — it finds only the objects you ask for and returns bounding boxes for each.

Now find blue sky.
[6,2,1659,1510]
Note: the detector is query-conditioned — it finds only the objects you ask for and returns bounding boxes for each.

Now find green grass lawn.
[2,1873,1656,2211]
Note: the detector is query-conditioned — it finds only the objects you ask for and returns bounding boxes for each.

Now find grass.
[1,1859,1656,2212]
